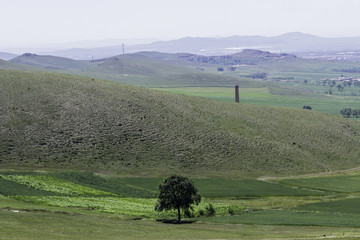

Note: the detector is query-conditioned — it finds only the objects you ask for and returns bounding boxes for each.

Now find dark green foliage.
[198,209,205,216]
[228,207,235,216]
[155,175,201,221]
[247,72,268,79]
[205,203,216,216]
[340,108,360,118]
[332,68,360,73]
[337,84,344,92]
[184,208,194,218]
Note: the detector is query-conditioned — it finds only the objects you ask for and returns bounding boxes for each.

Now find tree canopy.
[155,174,201,222]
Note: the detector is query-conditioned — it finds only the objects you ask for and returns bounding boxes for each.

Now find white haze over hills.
[0,52,18,61]
[0,38,159,55]
[2,0,360,46]
[2,32,360,61]
[2,0,360,60]
[38,32,360,60]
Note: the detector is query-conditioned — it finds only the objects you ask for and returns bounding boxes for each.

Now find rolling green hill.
[9,53,93,71]
[8,53,260,87]
[0,59,45,71]
[1,69,360,177]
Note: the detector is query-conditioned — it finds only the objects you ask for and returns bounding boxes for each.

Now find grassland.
[203,210,360,227]
[2,69,360,177]
[0,170,318,220]
[4,210,360,240]
[279,171,360,193]
[296,198,360,214]
[1,170,360,239]
[5,51,360,117]
[2,55,360,238]
[228,57,360,82]
[7,53,261,87]
[5,50,360,91]
[154,86,360,116]
[143,54,360,116]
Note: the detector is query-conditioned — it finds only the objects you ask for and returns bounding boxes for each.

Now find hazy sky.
[1,0,360,49]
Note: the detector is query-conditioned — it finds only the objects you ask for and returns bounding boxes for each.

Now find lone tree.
[155,174,201,222]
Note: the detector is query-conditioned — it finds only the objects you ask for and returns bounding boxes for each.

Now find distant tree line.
[247,72,268,79]
[320,79,360,88]
[340,108,360,118]
[332,68,360,73]
[319,78,360,96]
[271,77,294,81]
[179,55,257,65]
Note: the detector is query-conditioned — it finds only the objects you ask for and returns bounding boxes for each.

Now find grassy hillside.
[9,53,93,71]
[0,59,46,71]
[2,69,360,177]
[7,51,360,90]
[8,53,260,87]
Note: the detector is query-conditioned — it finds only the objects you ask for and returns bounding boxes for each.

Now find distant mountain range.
[37,32,360,60]
[2,32,360,61]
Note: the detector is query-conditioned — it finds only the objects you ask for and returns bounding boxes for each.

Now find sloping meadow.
[2,70,360,177]
[0,171,166,218]
[2,170,360,228]
[0,171,322,218]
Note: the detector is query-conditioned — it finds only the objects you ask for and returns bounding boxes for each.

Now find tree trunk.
[177,206,181,222]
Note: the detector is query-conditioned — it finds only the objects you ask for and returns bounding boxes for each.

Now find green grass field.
[107,177,323,198]
[154,87,360,116]
[1,170,360,239]
[296,198,360,214]
[279,172,360,193]
[3,210,360,240]
[202,209,360,227]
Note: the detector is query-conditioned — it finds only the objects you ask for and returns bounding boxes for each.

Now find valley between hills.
[2,49,360,239]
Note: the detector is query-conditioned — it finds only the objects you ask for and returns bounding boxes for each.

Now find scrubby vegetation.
[340,108,360,118]
[2,70,360,177]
